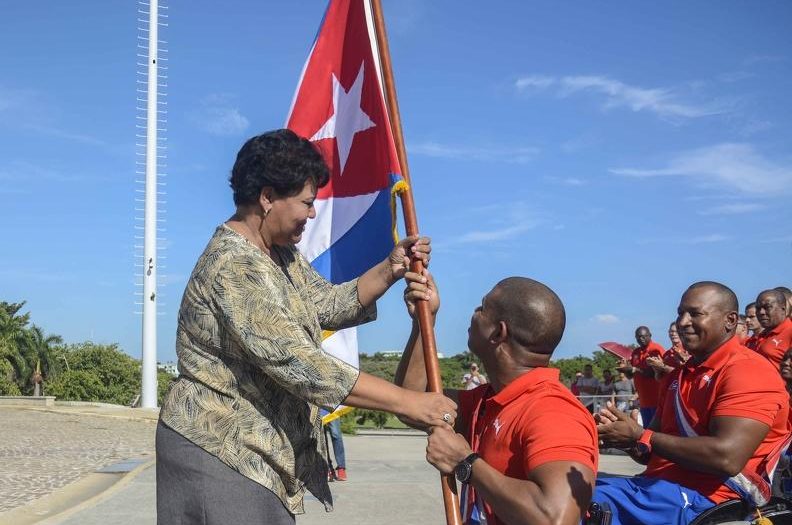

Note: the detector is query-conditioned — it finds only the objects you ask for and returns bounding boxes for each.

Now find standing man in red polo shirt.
[592,281,790,525]
[626,326,665,426]
[755,288,792,369]
[744,301,762,350]
[776,286,792,320]
[396,272,598,525]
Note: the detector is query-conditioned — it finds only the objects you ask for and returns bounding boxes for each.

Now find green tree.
[55,342,141,405]
[0,301,33,389]
[158,369,175,405]
[17,325,63,394]
[0,340,21,395]
[46,369,105,401]
[355,408,389,428]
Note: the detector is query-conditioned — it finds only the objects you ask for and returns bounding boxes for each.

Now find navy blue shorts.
[592,476,715,525]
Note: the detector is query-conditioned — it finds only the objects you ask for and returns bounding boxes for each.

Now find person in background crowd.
[780,349,792,402]
[612,370,635,413]
[396,272,598,525]
[461,362,488,390]
[592,281,791,525]
[646,321,689,380]
[570,371,583,396]
[577,364,600,414]
[324,415,347,481]
[745,301,762,350]
[599,369,616,396]
[755,288,792,369]
[626,326,666,426]
[736,314,749,344]
[775,347,792,496]
[775,286,792,320]
[598,369,616,414]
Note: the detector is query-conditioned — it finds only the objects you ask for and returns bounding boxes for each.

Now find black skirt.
[155,420,295,525]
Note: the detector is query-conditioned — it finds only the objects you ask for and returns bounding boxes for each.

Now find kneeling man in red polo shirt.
[593,281,791,525]
[396,271,598,525]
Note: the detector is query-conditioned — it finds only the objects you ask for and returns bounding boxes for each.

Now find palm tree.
[0,302,31,389]
[16,325,63,394]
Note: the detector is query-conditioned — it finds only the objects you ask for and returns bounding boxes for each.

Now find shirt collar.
[685,335,740,372]
[768,318,792,336]
[488,367,560,407]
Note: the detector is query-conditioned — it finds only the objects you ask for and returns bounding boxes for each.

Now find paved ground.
[0,406,156,514]
[0,405,644,525]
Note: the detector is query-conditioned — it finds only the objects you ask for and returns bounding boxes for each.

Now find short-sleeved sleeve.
[520,394,598,473]
[711,361,786,426]
[212,258,359,409]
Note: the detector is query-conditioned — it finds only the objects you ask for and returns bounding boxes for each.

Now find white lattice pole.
[141,0,159,408]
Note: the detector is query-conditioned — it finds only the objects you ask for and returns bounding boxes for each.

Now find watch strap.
[636,428,653,455]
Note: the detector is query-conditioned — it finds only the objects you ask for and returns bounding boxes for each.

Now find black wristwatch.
[454,452,481,483]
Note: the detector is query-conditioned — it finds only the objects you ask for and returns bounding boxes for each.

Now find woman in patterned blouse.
[156,129,456,524]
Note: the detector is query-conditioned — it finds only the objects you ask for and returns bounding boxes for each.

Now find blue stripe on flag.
[311,189,392,284]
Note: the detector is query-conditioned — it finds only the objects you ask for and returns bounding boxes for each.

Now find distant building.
[157,361,178,376]
[374,350,444,358]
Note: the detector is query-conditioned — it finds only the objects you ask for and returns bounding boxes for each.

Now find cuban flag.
[287,0,405,376]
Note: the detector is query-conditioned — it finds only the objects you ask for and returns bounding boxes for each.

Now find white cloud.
[191,94,249,136]
[457,222,539,243]
[0,161,99,183]
[25,124,106,146]
[544,175,587,186]
[593,314,620,324]
[743,55,786,66]
[410,141,539,164]
[717,71,754,83]
[638,233,731,245]
[610,143,792,195]
[515,74,725,119]
[684,234,730,244]
[438,203,545,248]
[514,75,556,90]
[698,203,766,216]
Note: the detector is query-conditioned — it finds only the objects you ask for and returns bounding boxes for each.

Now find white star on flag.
[310,62,375,175]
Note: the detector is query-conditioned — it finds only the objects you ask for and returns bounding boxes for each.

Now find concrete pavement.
[47,437,643,525]
[0,404,644,525]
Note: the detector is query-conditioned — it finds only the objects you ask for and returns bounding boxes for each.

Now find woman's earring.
[263,208,270,218]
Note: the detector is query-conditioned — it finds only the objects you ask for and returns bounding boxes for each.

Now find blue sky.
[1,1,790,363]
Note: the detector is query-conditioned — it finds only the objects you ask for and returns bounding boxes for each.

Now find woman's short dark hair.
[229,129,330,206]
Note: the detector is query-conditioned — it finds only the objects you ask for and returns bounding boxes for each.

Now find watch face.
[455,461,472,483]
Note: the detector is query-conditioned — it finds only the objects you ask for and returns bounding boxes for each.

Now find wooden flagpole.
[369,1,463,524]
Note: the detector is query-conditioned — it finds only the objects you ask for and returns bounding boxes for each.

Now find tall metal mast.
[136,0,168,408]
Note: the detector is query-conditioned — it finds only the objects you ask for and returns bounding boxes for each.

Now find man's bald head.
[686,281,739,312]
[635,326,652,348]
[757,289,788,329]
[678,281,739,356]
[488,277,566,356]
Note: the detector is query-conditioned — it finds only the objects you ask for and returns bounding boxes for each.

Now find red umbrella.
[598,341,633,362]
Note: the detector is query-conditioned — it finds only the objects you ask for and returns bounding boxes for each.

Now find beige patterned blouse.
[160,225,372,514]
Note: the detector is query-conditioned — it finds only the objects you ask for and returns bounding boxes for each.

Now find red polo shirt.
[744,334,761,351]
[756,318,792,369]
[631,341,666,409]
[662,344,688,369]
[644,336,789,504]
[458,367,598,525]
